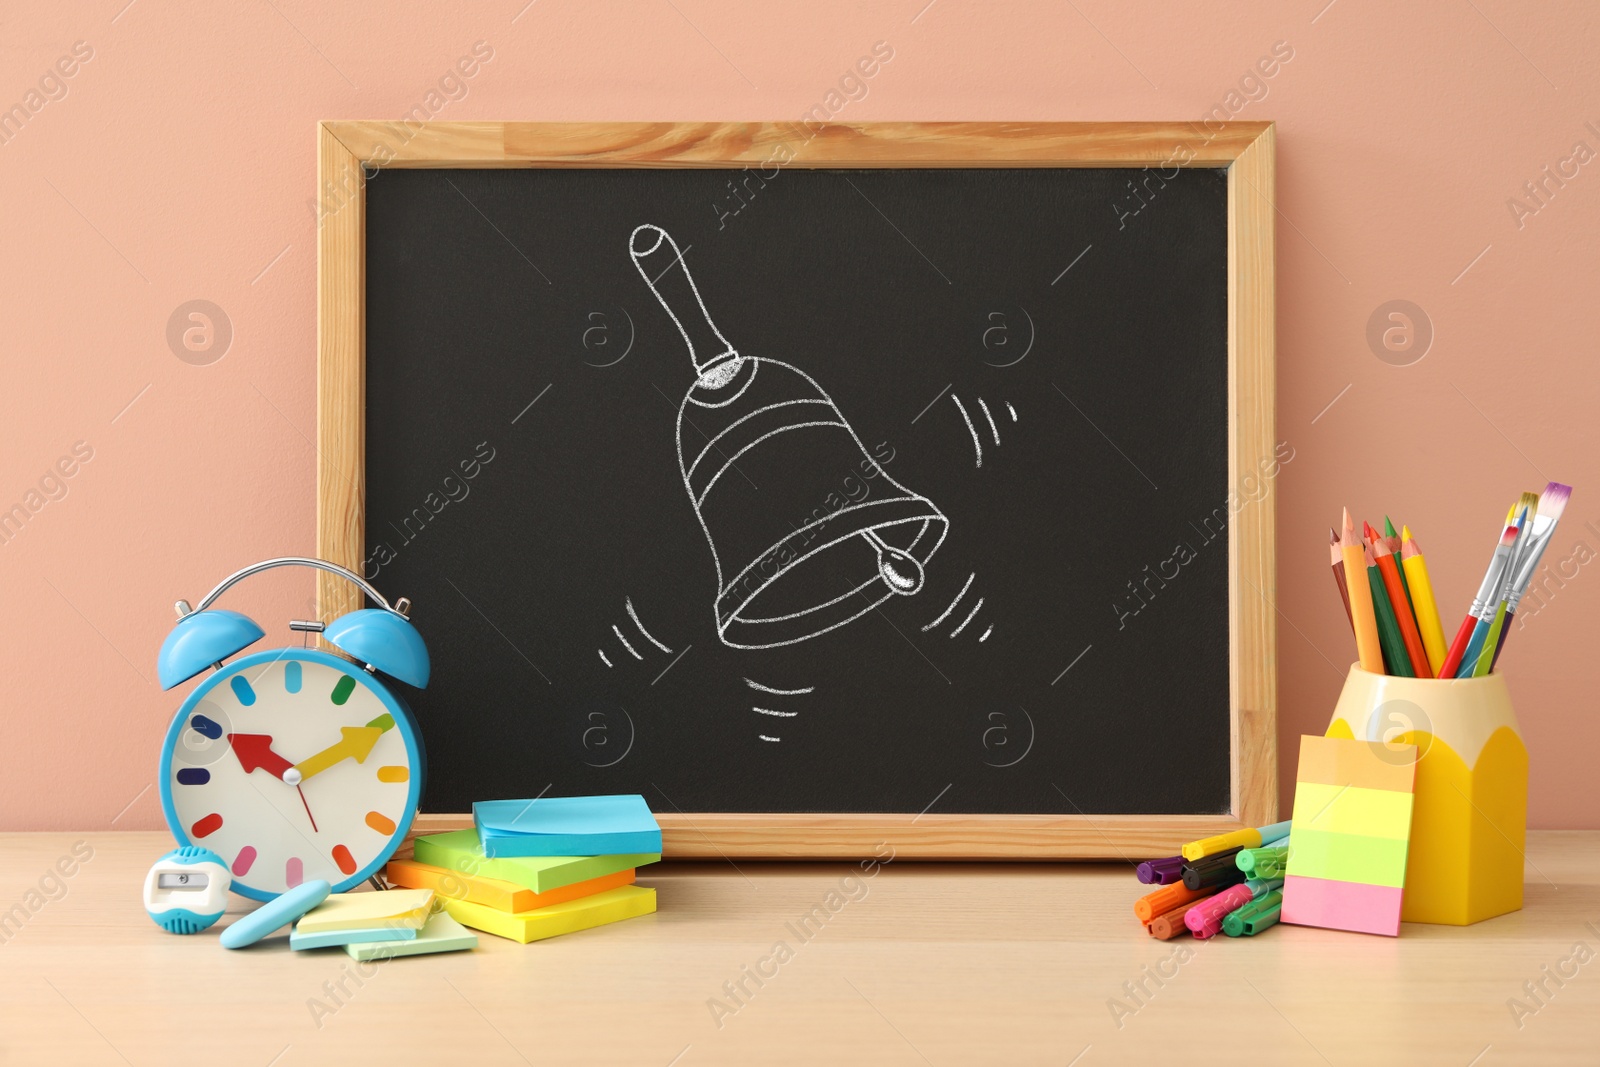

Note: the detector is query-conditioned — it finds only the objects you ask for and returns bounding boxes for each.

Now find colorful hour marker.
[286,857,304,888]
[367,713,395,731]
[233,846,257,876]
[175,767,210,785]
[191,813,223,839]
[230,675,257,706]
[284,661,302,693]
[332,845,358,876]
[190,714,223,740]
[376,765,409,783]
[365,811,396,836]
[331,676,356,705]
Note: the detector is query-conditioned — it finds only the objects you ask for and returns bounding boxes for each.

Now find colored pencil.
[1366,542,1413,676]
[1399,527,1448,675]
[1438,505,1520,679]
[1493,482,1573,668]
[1383,516,1411,604]
[1456,507,1525,677]
[1329,527,1353,631]
[1373,537,1431,677]
[1340,509,1385,673]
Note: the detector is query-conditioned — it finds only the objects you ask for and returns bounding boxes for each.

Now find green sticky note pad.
[412,829,658,894]
[345,911,477,961]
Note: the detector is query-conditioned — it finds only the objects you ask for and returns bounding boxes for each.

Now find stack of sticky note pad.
[389,794,662,944]
[289,887,479,960]
[1280,735,1418,937]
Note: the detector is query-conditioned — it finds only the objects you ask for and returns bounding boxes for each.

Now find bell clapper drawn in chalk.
[629,223,950,650]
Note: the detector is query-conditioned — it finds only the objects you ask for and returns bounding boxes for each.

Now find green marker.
[1236,845,1288,879]
[1223,889,1283,936]
[1244,876,1284,899]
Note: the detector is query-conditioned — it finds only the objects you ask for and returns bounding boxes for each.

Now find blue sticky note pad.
[473,794,662,857]
[290,925,420,950]
[220,880,331,949]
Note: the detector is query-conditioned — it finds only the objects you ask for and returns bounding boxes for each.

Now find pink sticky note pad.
[1280,875,1404,937]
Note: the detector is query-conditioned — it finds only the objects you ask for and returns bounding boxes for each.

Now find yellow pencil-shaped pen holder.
[1326,665,1527,926]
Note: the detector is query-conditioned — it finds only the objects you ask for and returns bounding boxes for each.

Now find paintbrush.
[1438,504,1520,679]
[1471,506,1528,676]
[1491,481,1573,668]
[1456,506,1526,677]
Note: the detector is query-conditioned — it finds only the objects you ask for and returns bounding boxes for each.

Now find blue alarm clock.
[157,558,428,902]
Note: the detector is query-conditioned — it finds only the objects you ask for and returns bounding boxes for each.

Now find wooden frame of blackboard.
[316,121,1276,859]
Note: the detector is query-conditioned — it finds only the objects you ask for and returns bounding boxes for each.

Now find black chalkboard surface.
[363,164,1231,820]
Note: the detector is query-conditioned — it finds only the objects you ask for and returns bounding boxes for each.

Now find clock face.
[161,649,421,900]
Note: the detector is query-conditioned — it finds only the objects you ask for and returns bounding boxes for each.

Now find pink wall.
[3,1,1595,830]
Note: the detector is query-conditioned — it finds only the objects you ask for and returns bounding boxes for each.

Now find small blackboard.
[318,122,1278,857]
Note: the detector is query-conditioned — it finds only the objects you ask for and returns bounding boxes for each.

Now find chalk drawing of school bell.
[629,223,949,651]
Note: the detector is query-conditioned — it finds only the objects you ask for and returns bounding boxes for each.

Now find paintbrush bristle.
[1499,523,1519,546]
[1539,481,1572,521]
[1518,491,1540,520]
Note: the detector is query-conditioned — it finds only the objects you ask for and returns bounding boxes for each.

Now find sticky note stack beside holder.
[394,794,662,944]
[1281,735,1418,937]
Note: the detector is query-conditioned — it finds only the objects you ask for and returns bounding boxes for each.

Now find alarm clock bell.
[158,557,429,690]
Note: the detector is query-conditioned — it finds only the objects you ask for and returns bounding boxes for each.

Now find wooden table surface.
[2,831,1597,1065]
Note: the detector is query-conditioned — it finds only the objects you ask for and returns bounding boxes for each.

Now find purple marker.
[1135,855,1185,885]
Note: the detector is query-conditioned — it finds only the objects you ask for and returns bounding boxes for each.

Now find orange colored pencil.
[1372,537,1432,677]
[1341,508,1385,673]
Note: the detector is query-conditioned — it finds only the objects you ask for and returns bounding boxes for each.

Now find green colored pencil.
[1366,544,1413,677]
[1384,516,1413,606]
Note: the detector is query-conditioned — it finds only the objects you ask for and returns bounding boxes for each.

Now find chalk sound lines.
[950,396,1016,468]
[744,678,814,696]
[744,677,812,742]
[598,598,674,668]
[922,572,992,642]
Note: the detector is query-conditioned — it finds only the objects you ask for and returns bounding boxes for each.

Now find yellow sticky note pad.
[442,885,656,944]
[1291,782,1415,840]
[296,888,435,934]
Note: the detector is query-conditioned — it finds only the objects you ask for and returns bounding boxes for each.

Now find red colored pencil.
[1372,537,1432,677]
[1329,527,1352,631]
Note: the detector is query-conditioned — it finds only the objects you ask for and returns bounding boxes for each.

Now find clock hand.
[228,734,296,781]
[292,722,387,782]
[296,784,319,833]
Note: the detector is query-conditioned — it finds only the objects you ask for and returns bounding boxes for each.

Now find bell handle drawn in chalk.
[630,224,739,378]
